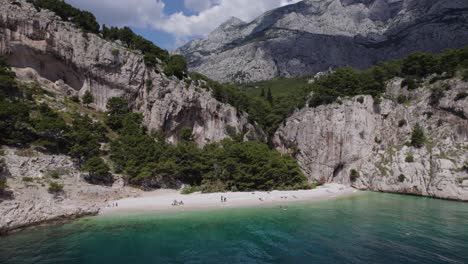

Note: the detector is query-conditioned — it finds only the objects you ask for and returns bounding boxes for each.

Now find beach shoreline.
[100,184,360,215]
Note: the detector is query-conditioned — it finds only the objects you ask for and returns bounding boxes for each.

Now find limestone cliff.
[0,147,140,234]
[0,0,264,145]
[273,78,468,201]
[177,0,468,83]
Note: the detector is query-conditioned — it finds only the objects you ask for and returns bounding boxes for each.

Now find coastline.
[100,184,359,215]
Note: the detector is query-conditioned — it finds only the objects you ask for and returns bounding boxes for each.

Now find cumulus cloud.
[67,0,301,46]
[159,0,301,37]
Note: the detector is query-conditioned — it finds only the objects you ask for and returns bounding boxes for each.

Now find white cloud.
[159,0,302,37]
[66,0,301,45]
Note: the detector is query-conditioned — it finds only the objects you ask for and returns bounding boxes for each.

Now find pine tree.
[260,88,265,97]
[267,88,273,104]
[82,90,94,106]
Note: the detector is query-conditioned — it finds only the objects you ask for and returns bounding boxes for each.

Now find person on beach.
[221,196,224,203]
[179,201,184,205]
[224,197,227,202]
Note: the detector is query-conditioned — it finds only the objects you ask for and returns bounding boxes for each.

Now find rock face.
[177,0,468,83]
[0,0,264,145]
[273,78,468,201]
[0,148,138,234]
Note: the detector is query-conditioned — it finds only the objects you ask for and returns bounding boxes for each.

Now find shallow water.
[1,192,467,264]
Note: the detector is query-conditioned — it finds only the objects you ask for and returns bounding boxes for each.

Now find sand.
[100,184,359,215]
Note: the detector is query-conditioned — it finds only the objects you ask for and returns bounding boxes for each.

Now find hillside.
[177,0,468,83]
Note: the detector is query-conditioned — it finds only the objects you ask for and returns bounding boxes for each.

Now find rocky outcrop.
[0,0,264,145]
[0,147,140,234]
[273,78,468,201]
[177,0,468,83]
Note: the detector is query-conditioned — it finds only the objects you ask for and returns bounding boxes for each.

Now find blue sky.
[67,0,301,50]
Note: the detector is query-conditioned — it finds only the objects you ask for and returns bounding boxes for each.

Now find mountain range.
[177,0,468,83]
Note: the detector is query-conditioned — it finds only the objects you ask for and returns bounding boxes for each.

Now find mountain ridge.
[177,0,468,83]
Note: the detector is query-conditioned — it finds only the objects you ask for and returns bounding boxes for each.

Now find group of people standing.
[172,200,184,206]
[221,196,227,203]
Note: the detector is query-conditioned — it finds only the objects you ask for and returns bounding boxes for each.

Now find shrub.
[405,153,414,163]
[374,137,382,144]
[22,176,35,182]
[82,90,94,106]
[411,124,426,148]
[398,174,406,183]
[454,92,467,101]
[359,131,365,139]
[398,119,407,127]
[463,70,468,82]
[48,181,64,193]
[50,171,60,179]
[401,78,417,90]
[181,185,201,195]
[145,79,153,91]
[111,49,119,56]
[397,94,408,104]
[350,169,360,182]
[70,95,80,103]
[180,127,194,142]
[0,178,7,192]
[429,86,445,106]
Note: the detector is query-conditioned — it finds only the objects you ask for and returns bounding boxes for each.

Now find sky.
[66,0,301,50]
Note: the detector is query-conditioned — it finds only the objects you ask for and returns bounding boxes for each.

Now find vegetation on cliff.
[192,47,468,137]
[0,57,308,192]
[107,98,309,192]
[28,0,185,78]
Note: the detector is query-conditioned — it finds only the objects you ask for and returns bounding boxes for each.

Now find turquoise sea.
[1,192,467,264]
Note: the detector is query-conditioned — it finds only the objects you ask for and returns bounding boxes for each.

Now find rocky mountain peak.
[216,16,245,31]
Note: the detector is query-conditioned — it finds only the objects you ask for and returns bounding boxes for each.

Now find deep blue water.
[1,192,467,264]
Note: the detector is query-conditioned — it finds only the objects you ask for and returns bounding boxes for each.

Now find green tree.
[402,52,438,77]
[144,54,158,68]
[67,114,104,161]
[82,90,94,106]
[411,124,426,148]
[266,88,273,104]
[164,55,187,79]
[105,97,131,130]
[82,157,112,185]
[260,88,265,97]
[32,103,69,153]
